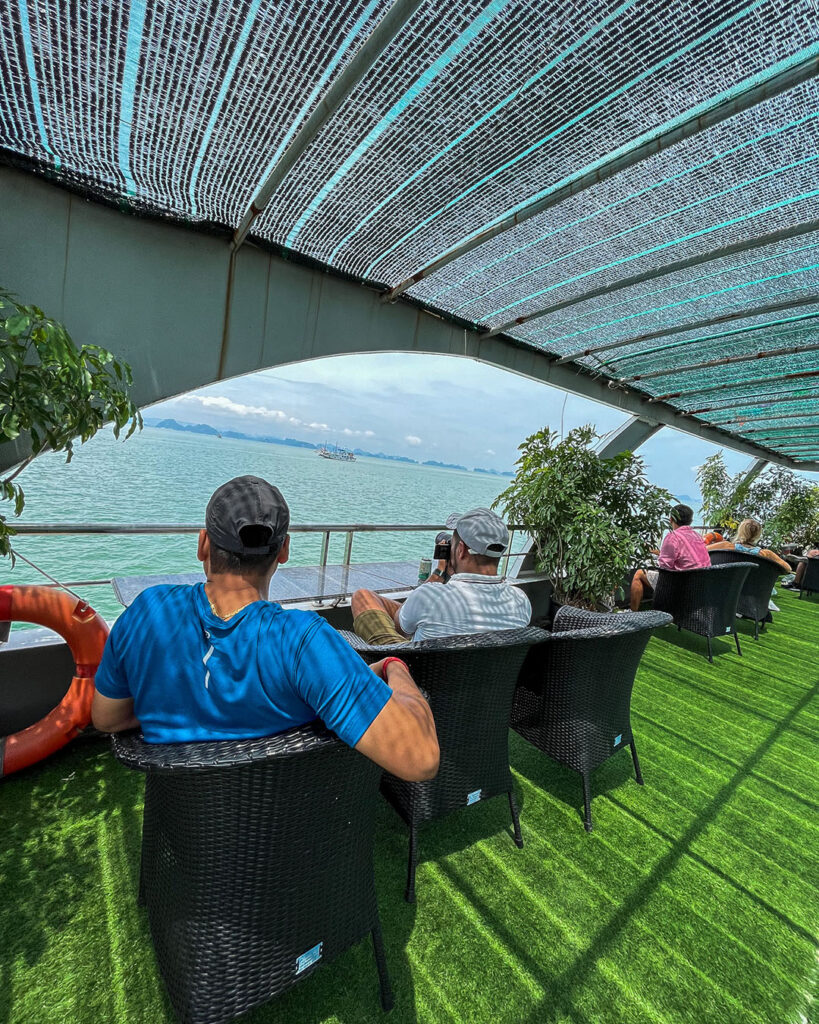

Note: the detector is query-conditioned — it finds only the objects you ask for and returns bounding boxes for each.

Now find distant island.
[145,418,514,475]
[423,459,468,472]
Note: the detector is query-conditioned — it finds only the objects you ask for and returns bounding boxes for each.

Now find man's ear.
[277,535,290,566]
[197,529,210,565]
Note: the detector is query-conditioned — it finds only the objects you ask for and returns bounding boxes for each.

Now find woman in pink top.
[630,504,709,611]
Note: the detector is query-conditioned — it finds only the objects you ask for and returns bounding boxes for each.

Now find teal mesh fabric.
[0,0,817,461]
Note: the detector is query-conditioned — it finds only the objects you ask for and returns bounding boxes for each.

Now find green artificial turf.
[1,592,817,1024]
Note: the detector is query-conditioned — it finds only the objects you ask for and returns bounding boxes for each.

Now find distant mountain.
[474,467,514,477]
[148,419,423,462]
[423,460,468,472]
[154,418,220,436]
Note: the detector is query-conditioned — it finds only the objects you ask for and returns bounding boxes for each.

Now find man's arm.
[657,531,678,570]
[91,692,140,733]
[355,659,439,781]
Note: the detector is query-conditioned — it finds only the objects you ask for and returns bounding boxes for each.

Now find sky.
[147,351,811,500]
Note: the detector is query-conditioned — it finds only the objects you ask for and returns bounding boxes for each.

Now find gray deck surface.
[112,560,423,607]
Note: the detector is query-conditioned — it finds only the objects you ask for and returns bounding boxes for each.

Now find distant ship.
[317,443,355,462]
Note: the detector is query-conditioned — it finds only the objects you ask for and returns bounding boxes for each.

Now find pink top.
[658,525,710,571]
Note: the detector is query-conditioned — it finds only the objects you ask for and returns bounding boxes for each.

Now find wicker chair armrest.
[339,626,549,655]
[338,629,411,653]
[111,719,339,772]
[657,563,757,577]
[552,606,672,636]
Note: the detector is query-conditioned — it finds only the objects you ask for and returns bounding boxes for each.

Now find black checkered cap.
[206,476,290,556]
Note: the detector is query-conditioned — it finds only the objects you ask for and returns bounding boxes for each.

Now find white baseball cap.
[445,508,509,556]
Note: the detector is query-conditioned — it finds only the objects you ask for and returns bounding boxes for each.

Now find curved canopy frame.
[1,0,818,466]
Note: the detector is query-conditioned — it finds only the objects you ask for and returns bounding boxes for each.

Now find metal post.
[343,531,354,567]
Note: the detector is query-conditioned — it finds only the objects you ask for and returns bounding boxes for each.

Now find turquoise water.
[4,427,507,624]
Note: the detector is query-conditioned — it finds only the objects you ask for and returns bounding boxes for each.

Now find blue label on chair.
[614,734,622,747]
[296,942,323,974]
[467,789,482,805]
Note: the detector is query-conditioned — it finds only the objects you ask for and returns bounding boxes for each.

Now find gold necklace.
[205,589,257,620]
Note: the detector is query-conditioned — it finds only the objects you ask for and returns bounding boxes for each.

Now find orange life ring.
[0,585,109,777]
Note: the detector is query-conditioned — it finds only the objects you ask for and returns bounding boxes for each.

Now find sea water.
[4,427,507,624]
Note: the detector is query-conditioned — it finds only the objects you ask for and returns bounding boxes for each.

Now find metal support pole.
[343,531,354,567]
[595,417,661,459]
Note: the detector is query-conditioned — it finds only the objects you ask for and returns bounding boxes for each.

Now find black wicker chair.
[112,722,392,1024]
[799,556,819,598]
[341,627,547,902]
[709,549,783,640]
[651,563,754,662]
[511,607,671,832]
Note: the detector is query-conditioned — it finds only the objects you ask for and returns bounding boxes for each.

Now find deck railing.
[10,522,532,589]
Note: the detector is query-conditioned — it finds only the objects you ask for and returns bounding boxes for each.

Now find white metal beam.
[553,296,819,366]
[381,52,819,302]
[482,220,819,340]
[595,417,661,459]
[232,0,424,251]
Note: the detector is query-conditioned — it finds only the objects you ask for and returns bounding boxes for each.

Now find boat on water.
[317,443,356,462]
[1,0,818,1020]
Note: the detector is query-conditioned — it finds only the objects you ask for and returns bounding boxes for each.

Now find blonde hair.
[735,518,763,546]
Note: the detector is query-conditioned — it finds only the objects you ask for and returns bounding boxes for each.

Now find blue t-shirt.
[95,583,391,746]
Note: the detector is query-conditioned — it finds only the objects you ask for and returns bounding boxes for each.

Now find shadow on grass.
[0,739,144,1024]
[0,740,422,1024]
[509,732,638,830]
[652,624,744,661]
[511,681,819,1024]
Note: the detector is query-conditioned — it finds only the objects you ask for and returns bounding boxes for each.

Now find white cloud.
[486,449,496,455]
[183,394,289,422]
[342,427,377,437]
[307,422,329,431]
[405,435,422,446]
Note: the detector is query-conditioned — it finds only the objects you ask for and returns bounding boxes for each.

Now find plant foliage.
[696,453,819,548]
[495,425,674,608]
[0,290,142,558]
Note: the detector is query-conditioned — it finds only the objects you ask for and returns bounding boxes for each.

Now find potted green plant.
[1,289,142,560]
[494,425,673,610]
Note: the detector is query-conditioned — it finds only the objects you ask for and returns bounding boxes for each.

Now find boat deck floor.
[1,591,817,1024]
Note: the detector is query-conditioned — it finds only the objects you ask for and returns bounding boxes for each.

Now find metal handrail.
[10,522,532,586]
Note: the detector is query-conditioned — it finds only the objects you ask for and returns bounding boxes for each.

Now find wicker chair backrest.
[378,627,546,824]
[513,608,668,775]
[652,563,753,638]
[112,723,382,1024]
[708,549,781,621]
[802,557,819,593]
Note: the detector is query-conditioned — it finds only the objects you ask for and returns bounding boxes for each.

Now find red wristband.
[380,657,409,680]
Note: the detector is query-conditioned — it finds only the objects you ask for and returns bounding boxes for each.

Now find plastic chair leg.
[734,630,742,656]
[405,823,418,903]
[371,920,394,1012]
[508,789,524,849]
[630,740,644,785]
[582,773,593,832]
[706,636,713,663]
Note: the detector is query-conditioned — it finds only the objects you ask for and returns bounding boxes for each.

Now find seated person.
[703,527,724,545]
[783,547,819,589]
[351,508,531,644]
[630,503,709,611]
[91,475,439,783]
[707,518,791,572]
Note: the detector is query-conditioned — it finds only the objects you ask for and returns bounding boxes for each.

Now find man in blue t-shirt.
[92,475,439,782]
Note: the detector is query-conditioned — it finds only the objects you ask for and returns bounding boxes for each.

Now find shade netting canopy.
[1,0,818,464]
